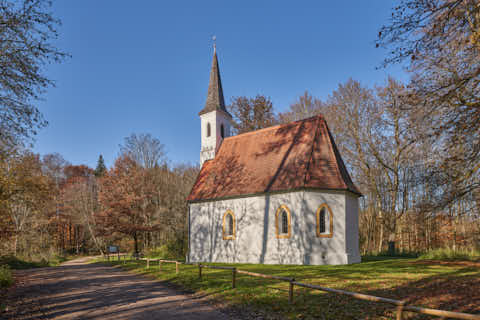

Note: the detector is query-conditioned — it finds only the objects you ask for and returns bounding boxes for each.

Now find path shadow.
[1,262,232,320]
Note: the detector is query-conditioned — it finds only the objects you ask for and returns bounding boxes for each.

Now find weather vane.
[212,35,216,51]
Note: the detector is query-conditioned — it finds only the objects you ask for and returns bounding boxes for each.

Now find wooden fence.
[143,258,181,274]
[103,256,480,320]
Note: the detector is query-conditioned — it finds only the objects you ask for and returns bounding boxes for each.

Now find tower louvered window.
[207,123,211,137]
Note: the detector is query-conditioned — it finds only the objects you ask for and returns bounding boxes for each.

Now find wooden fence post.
[198,264,202,279]
[176,262,179,274]
[396,300,406,320]
[289,279,295,304]
[232,268,237,289]
[123,255,126,264]
[147,258,150,269]
[159,260,162,272]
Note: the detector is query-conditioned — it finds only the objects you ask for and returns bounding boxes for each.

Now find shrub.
[418,248,480,261]
[362,251,419,261]
[146,245,169,259]
[0,265,13,288]
[146,238,187,260]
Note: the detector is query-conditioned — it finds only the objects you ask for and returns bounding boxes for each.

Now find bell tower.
[199,45,232,166]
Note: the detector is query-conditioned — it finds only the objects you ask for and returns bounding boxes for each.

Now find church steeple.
[199,47,231,117]
[199,45,232,166]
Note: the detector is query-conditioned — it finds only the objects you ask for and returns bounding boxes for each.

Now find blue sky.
[33,1,406,169]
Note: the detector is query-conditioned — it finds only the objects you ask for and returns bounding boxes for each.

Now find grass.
[0,265,13,288]
[0,254,72,270]
[98,255,480,319]
[0,263,14,313]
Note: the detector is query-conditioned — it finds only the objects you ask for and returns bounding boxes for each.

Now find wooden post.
[396,300,406,320]
[289,279,295,304]
[159,260,162,272]
[232,268,237,289]
[118,251,120,261]
[176,261,179,274]
[147,258,150,269]
[198,264,202,279]
[123,255,126,264]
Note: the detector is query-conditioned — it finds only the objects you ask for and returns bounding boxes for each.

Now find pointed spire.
[199,46,231,117]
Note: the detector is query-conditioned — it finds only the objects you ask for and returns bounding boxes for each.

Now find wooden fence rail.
[104,257,480,320]
[142,258,182,274]
[293,282,479,320]
[198,264,237,288]
[104,253,128,262]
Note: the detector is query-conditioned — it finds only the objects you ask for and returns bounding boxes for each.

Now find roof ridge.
[225,115,322,141]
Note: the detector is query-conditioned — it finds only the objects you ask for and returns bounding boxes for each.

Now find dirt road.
[1,257,238,320]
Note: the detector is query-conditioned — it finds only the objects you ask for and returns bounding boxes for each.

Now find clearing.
[106,256,480,319]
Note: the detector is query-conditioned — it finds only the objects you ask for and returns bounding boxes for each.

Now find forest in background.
[0,0,479,261]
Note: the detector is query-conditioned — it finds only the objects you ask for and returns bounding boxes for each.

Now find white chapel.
[186,48,361,265]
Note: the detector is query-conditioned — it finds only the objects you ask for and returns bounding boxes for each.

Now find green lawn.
[99,257,480,319]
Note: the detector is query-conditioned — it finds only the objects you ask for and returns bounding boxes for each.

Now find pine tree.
[94,155,107,177]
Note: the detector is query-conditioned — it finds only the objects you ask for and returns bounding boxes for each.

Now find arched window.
[275,205,291,239]
[207,123,211,137]
[316,203,333,238]
[222,210,235,240]
[220,124,225,138]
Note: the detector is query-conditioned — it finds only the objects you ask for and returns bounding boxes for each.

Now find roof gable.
[187,115,361,202]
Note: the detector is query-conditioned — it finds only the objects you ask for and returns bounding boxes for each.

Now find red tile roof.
[187,115,361,202]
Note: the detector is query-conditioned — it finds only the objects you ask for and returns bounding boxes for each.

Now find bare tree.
[119,133,166,169]
[377,0,480,210]
[278,91,324,123]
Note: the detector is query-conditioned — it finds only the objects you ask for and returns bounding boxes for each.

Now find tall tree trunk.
[14,233,18,256]
[378,210,384,253]
[133,232,139,255]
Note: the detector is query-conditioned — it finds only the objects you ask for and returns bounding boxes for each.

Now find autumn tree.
[0,151,51,256]
[61,165,103,254]
[98,155,157,254]
[228,95,277,134]
[377,0,480,209]
[322,78,431,254]
[0,0,68,148]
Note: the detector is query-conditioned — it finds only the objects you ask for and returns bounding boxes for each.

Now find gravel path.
[1,257,239,320]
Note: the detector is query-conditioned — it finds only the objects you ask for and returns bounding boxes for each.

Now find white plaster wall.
[188,190,361,265]
[345,194,361,263]
[200,111,231,166]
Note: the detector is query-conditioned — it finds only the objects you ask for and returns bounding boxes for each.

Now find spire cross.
[212,35,216,52]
